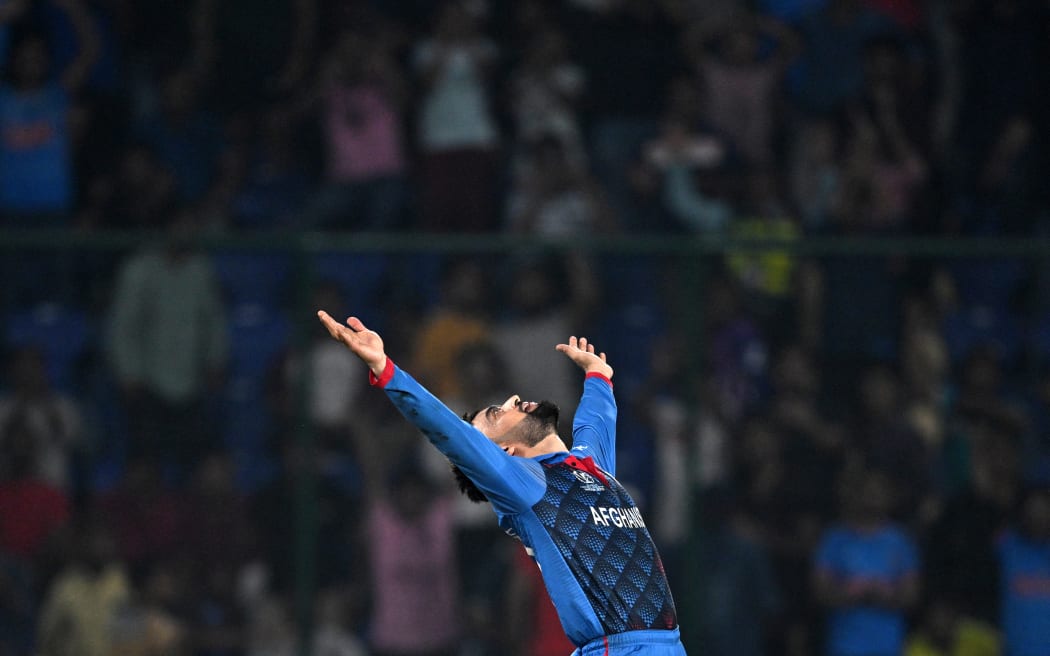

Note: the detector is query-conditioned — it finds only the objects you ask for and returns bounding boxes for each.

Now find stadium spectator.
[0,347,81,490]
[691,487,781,656]
[246,595,296,656]
[634,332,693,565]
[252,435,357,595]
[566,0,681,226]
[186,559,247,656]
[93,456,183,577]
[108,208,228,470]
[410,258,491,398]
[37,520,130,656]
[847,362,933,524]
[634,107,734,234]
[300,29,410,231]
[507,26,587,168]
[904,597,1001,656]
[834,37,929,233]
[683,11,800,166]
[135,69,223,203]
[788,118,844,232]
[181,452,255,570]
[814,469,921,656]
[507,135,616,236]
[413,1,500,232]
[703,274,768,421]
[997,485,1050,656]
[313,589,368,656]
[724,171,799,310]
[0,424,69,564]
[364,463,460,656]
[110,560,188,656]
[899,310,951,471]
[0,0,98,224]
[928,416,1021,624]
[214,110,310,230]
[270,282,368,448]
[733,413,820,655]
[791,0,894,113]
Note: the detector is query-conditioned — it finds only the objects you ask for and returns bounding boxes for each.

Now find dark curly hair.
[450,461,489,503]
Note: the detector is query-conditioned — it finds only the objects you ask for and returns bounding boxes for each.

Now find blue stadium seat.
[211,252,293,307]
[943,304,1023,364]
[5,302,92,392]
[223,303,290,455]
[311,252,391,310]
[950,258,1027,310]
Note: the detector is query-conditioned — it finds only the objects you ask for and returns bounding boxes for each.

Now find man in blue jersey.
[318,311,685,655]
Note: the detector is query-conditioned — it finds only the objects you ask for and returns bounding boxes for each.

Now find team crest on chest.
[571,468,605,492]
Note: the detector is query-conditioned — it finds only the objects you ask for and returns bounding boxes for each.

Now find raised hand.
[317,311,387,376]
[556,336,614,380]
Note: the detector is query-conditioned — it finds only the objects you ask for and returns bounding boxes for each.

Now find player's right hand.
[317,311,387,376]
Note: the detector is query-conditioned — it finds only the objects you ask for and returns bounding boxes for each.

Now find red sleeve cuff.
[368,358,396,388]
[585,371,613,387]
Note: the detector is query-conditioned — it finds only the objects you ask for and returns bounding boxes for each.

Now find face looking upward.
[468,394,560,452]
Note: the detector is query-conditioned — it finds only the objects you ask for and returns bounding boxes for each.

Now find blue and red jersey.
[369,360,679,649]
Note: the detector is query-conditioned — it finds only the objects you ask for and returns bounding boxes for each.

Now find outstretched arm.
[318,311,543,512]
[556,336,617,474]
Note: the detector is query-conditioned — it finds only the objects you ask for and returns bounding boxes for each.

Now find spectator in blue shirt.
[0,0,97,223]
[998,485,1050,656]
[814,469,921,656]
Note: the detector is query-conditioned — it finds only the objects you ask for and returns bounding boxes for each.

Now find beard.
[510,400,560,446]
[528,400,560,430]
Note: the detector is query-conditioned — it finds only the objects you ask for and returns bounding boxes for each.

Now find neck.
[516,433,568,458]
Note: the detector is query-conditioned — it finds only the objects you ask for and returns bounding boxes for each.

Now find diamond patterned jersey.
[526,457,678,636]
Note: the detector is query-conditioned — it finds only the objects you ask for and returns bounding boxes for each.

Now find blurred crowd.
[1,0,1050,655]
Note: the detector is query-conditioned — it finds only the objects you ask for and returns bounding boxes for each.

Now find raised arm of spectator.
[663,163,732,233]
[54,0,100,93]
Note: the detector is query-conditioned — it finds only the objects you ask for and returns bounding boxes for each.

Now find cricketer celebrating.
[318,311,686,656]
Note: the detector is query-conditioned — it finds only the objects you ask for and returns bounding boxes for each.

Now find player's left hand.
[556,336,613,380]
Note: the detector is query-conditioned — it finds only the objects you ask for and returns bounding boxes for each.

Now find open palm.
[556,336,613,379]
[317,311,387,374]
